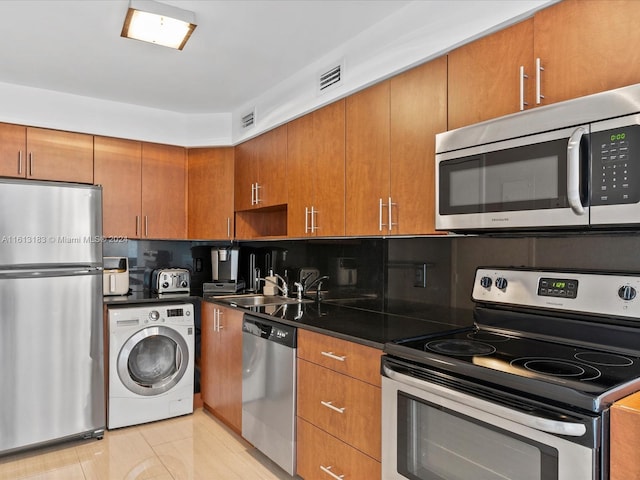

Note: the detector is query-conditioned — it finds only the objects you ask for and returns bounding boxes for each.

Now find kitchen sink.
[217,294,312,307]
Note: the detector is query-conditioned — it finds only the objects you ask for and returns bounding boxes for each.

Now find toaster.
[152,268,191,294]
[103,257,129,296]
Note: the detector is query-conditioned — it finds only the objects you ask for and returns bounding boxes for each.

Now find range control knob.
[618,285,637,301]
[149,310,160,321]
[495,277,508,290]
[480,276,493,289]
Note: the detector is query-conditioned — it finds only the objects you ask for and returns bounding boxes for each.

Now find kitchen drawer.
[297,418,381,480]
[297,359,381,461]
[297,329,381,386]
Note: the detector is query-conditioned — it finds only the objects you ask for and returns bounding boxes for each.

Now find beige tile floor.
[0,409,296,480]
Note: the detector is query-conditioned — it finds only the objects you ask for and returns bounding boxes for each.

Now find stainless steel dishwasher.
[242,314,297,476]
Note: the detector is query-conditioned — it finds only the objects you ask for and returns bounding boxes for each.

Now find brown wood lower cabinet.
[201,302,243,434]
[296,329,381,479]
[297,418,381,480]
[297,359,381,460]
[610,391,640,479]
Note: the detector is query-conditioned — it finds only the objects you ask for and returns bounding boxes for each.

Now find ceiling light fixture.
[121,0,197,50]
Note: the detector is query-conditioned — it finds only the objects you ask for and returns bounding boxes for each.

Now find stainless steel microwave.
[436,83,640,232]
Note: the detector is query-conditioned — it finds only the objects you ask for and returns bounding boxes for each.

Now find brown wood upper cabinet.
[346,57,447,235]
[448,0,640,129]
[0,123,93,183]
[187,147,234,240]
[234,125,287,211]
[94,136,142,238]
[95,138,186,239]
[287,99,345,237]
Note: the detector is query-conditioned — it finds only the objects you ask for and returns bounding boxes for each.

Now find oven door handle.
[383,365,587,437]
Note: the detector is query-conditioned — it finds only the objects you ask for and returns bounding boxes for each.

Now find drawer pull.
[321,351,346,362]
[320,465,345,480]
[321,400,345,414]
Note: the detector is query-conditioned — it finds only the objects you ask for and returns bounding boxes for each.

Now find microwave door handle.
[567,126,587,215]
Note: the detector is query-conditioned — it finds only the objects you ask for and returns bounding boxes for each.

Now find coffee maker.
[203,247,245,294]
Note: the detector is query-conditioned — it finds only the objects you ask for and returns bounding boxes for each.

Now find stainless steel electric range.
[382,267,640,480]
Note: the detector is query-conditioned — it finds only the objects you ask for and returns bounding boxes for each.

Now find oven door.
[436,125,590,231]
[381,357,597,480]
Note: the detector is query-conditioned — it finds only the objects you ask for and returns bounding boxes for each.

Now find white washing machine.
[108,303,195,429]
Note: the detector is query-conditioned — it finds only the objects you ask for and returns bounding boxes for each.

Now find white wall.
[0,0,552,147]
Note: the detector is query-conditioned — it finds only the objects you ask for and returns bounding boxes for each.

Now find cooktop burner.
[510,357,602,381]
[426,339,496,356]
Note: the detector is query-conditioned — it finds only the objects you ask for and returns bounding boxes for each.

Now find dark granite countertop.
[103,291,473,349]
[103,290,200,305]
[203,295,473,349]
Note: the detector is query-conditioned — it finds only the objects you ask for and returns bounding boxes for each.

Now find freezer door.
[0,179,102,266]
[0,269,105,454]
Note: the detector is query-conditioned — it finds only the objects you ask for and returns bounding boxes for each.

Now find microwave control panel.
[591,124,640,206]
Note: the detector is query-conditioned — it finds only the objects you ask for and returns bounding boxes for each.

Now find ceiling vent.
[318,60,344,95]
[241,109,256,129]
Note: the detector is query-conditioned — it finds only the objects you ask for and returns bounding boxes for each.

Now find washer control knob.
[180,280,188,288]
[162,281,170,288]
[619,285,637,301]
[480,276,492,289]
[495,277,508,290]
[149,310,160,321]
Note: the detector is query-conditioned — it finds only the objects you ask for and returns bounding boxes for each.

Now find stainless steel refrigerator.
[0,178,105,455]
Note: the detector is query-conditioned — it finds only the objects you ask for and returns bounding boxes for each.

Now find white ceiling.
[0,0,414,114]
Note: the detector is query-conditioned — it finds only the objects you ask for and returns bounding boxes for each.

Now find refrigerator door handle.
[0,266,102,278]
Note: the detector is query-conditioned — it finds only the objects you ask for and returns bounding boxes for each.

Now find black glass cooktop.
[386,326,640,412]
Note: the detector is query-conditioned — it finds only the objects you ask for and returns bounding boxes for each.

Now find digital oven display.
[167,308,184,317]
[538,277,578,299]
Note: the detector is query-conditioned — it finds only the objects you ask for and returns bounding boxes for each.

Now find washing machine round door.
[117,326,190,396]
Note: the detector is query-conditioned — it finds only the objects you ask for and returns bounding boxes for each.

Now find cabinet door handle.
[135,215,140,237]
[28,152,33,177]
[217,309,224,330]
[305,207,309,233]
[311,206,318,232]
[144,215,149,237]
[388,196,397,231]
[320,400,345,414]
[536,57,545,104]
[17,151,22,175]
[255,182,261,204]
[379,198,388,231]
[320,351,346,362]
[320,465,345,480]
[519,65,529,111]
[251,183,255,205]
[227,217,231,238]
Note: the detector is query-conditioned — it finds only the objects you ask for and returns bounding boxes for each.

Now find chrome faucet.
[303,275,329,302]
[258,274,289,297]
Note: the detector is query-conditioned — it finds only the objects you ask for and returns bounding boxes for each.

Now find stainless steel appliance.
[242,315,297,476]
[205,247,244,294]
[436,83,640,232]
[383,267,640,480]
[151,268,190,294]
[103,256,129,296]
[0,178,104,455]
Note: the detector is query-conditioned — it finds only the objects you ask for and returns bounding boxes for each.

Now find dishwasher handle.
[242,314,297,348]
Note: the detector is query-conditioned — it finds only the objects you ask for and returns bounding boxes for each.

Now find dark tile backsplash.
[104,232,640,310]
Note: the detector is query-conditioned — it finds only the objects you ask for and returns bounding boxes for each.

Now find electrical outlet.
[414,263,427,288]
